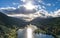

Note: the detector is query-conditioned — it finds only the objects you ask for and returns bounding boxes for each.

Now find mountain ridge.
[0,12,60,38]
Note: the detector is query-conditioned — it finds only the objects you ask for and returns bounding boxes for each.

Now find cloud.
[6,9,48,21]
[0,7,16,10]
[7,9,49,21]
[52,9,60,17]
[35,9,60,18]
[6,9,60,21]
[0,0,44,14]
[41,2,52,7]
[20,0,43,5]
[17,6,37,14]
[38,0,42,3]
[34,9,50,18]
[0,7,17,14]
[18,1,38,10]
[42,6,46,9]
[13,2,19,5]
[43,3,52,6]
[18,0,44,12]
[20,0,27,2]
[7,14,39,21]
[1,0,39,14]
[47,3,52,6]
[1,0,60,21]
[38,9,60,17]
[0,6,37,14]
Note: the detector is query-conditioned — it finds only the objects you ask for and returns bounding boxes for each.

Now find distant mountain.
[0,12,28,27]
[31,17,60,37]
[0,12,60,38]
[31,17,53,26]
[31,17,60,28]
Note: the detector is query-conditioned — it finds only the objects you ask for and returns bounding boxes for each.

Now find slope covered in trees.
[0,12,60,38]
[31,17,60,38]
[0,12,28,38]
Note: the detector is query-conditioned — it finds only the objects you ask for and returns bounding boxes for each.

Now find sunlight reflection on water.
[17,29,54,38]
[17,24,54,38]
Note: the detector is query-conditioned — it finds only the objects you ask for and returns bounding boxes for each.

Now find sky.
[0,0,60,21]
[0,0,60,12]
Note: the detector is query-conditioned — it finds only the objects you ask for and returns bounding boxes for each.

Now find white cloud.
[18,1,38,10]
[7,14,39,21]
[20,0,42,2]
[37,5,42,10]
[20,0,32,2]
[1,0,60,21]
[18,0,44,11]
[38,0,42,2]
[31,9,60,18]
[35,9,50,18]
[53,9,60,17]
[23,1,38,10]
[7,9,49,21]
[13,2,19,5]
[46,3,52,6]
[37,9,60,17]
[42,2,52,6]
[0,7,16,10]
[6,9,60,21]
[42,6,46,9]
[18,5,23,8]
[20,0,27,2]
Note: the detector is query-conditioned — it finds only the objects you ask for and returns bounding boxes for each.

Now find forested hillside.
[31,17,60,38]
[0,12,27,38]
[0,12,60,38]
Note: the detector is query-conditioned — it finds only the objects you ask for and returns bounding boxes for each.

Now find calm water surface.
[17,29,54,38]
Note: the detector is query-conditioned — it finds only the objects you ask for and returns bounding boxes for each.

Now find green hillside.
[0,12,27,38]
[0,12,60,38]
[31,17,60,38]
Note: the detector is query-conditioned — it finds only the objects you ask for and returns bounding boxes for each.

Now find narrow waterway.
[17,29,54,38]
[17,24,54,38]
